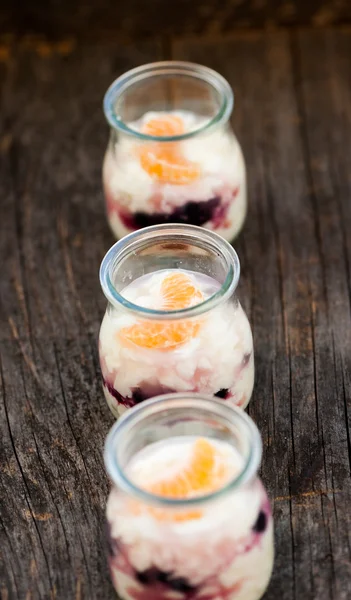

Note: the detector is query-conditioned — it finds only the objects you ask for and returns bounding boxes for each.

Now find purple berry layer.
[102,350,251,410]
[102,378,177,408]
[103,377,239,410]
[107,500,271,600]
[117,196,224,230]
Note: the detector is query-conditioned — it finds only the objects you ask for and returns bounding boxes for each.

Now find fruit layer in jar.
[107,435,274,600]
[103,111,246,241]
[99,269,254,417]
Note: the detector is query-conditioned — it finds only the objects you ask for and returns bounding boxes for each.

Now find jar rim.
[103,61,234,142]
[99,224,241,320]
[104,394,262,508]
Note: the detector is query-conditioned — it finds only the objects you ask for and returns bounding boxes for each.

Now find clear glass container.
[104,394,274,600]
[103,61,247,241]
[99,223,254,418]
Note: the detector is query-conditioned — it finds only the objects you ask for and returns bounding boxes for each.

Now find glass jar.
[103,61,247,241]
[104,394,274,600]
[99,224,254,418]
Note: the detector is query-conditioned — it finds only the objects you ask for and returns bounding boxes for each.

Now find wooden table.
[1,28,351,600]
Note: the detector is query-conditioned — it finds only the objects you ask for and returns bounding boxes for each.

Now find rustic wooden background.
[1,0,351,598]
[0,0,351,38]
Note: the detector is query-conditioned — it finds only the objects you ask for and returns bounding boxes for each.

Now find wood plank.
[173,30,351,599]
[0,1,351,40]
[295,29,351,599]
[0,337,115,599]
[0,39,163,342]
[0,39,162,600]
[1,29,351,600]
[0,56,32,344]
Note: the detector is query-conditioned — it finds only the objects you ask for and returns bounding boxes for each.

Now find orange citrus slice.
[120,320,200,350]
[140,146,201,185]
[142,115,185,137]
[139,114,201,185]
[150,438,217,498]
[120,272,203,350]
[161,272,203,310]
[142,438,229,521]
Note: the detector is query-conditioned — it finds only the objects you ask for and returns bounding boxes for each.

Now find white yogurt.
[99,270,254,417]
[103,110,247,241]
[107,436,274,600]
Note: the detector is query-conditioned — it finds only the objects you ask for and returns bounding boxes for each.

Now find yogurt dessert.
[99,268,254,417]
[104,395,274,600]
[99,224,254,417]
[103,62,247,241]
[103,111,246,241]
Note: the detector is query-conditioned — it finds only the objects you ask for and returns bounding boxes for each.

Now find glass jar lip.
[103,61,234,142]
[99,224,241,320]
[104,394,262,508]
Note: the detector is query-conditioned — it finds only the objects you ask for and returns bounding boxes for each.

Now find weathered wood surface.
[0,29,351,599]
[0,1,351,40]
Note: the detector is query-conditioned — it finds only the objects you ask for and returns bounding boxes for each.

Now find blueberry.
[253,510,267,533]
[132,388,147,404]
[158,572,196,593]
[135,568,158,585]
[215,388,229,399]
[119,196,222,230]
[165,576,196,593]
[135,569,197,593]
[156,571,171,584]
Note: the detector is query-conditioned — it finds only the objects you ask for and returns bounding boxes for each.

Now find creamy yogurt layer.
[99,269,254,417]
[103,110,247,241]
[107,436,273,600]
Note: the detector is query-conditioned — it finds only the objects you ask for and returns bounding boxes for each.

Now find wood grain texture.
[0,39,162,342]
[0,40,163,599]
[173,29,351,599]
[1,29,351,599]
[0,1,351,39]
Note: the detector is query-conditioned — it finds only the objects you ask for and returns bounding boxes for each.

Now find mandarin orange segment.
[120,320,200,350]
[186,438,216,490]
[139,115,201,184]
[119,272,203,350]
[161,272,203,310]
[133,438,231,523]
[142,115,185,137]
[140,146,201,185]
[143,441,228,521]
[149,438,221,500]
